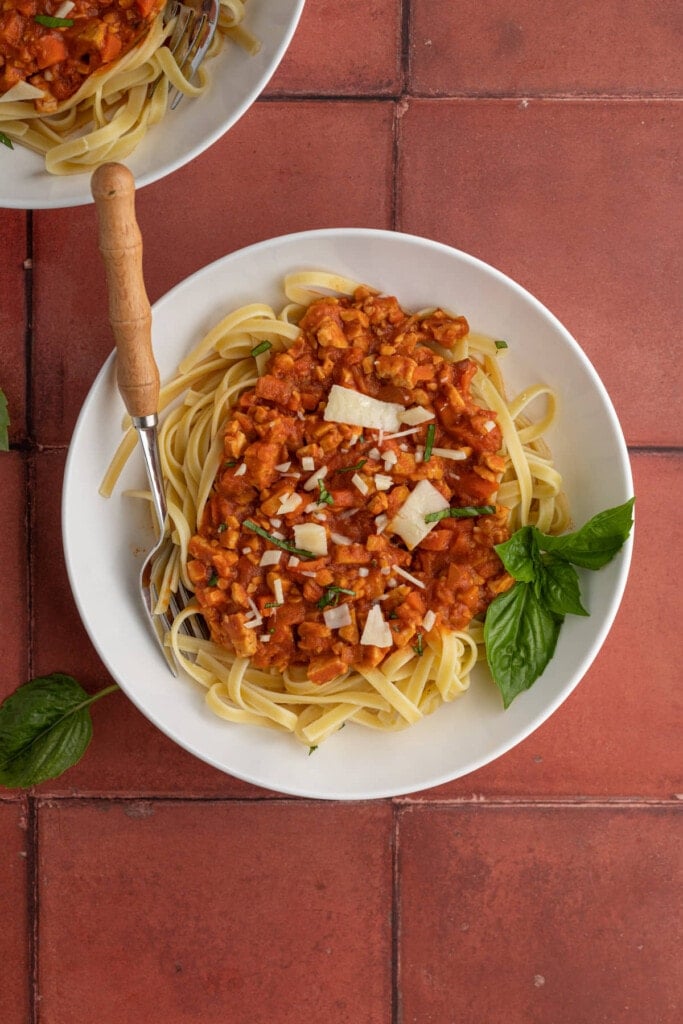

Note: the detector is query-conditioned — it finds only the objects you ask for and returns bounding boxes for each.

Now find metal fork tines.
[164,0,220,110]
[146,535,209,677]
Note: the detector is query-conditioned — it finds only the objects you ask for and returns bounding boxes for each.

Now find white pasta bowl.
[1,0,305,209]
[63,228,634,798]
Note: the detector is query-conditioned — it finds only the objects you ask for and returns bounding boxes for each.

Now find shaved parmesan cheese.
[55,0,75,16]
[368,447,381,460]
[358,567,370,578]
[242,547,252,555]
[394,565,426,589]
[324,385,403,432]
[288,556,300,568]
[484,420,496,433]
[374,474,393,491]
[383,450,398,467]
[234,463,247,477]
[360,605,393,648]
[383,426,421,440]
[323,604,352,630]
[352,473,369,496]
[330,532,352,546]
[259,634,271,643]
[303,465,328,491]
[293,522,328,556]
[269,518,282,528]
[387,480,449,550]
[275,461,291,472]
[0,81,45,104]
[400,406,435,426]
[375,514,388,534]
[259,550,282,567]
[431,447,467,461]
[277,492,303,515]
[272,578,285,605]
[422,609,436,632]
[301,456,315,472]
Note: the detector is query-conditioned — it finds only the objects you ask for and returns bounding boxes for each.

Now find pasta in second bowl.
[1,0,305,208]
[62,229,633,799]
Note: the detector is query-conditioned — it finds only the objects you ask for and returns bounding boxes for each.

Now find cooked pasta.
[102,272,569,746]
[0,0,259,174]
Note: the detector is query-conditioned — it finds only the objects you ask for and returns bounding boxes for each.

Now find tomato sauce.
[188,288,514,685]
[0,0,165,108]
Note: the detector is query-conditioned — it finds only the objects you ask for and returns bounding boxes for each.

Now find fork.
[163,0,221,110]
[90,161,204,676]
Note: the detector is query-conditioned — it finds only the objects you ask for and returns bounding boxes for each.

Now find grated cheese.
[374,474,393,491]
[324,385,403,432]
[431,447,467,461]
[400,406,435,426]
[352,473,369,496]
[330,532,353,546]
[275,461,291,472]
[303,465,328,492]
[260,550,282,567]
[323,604,352,630]
[422,609,436,632]
[234,463,247,477]
[272,578,285,605]
[394,565,426,589]
[360,605,393,647]
[383,426,421,440]
[301,456,315,472]
[276,493,303,515]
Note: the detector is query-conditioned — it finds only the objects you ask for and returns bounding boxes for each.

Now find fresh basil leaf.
[537,558,588,617]
[34,14,74,27]
[494,526,540,583]
[0,674,118,788]
[0,131,13,151]
[484,583,562,708]
[0,388,9,450]
[534,498,634,569]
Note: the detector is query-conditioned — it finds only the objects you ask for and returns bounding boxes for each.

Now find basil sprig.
[484,498,634,708]
[0,388,9,450]
[0,674,119,788]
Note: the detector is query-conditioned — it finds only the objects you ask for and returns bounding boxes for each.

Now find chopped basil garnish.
[316,586,356,610]
[412,633,423,656]
[317,478,333,505]
[423,422,435,462]
[0,131,13,150]
[243,519,316,559]
[425,505,496,523]
[495,339,508,350]
[337,458,367,473]
[217,523,227,533]
[223,459,237,468]
[250,340,271,357]
[34,14,74,27]
[208,571,219,586]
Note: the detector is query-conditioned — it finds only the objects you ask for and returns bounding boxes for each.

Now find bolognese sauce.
[187,289,514,686]
[0,0,165,109]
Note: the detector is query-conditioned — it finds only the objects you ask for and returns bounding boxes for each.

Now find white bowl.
[1,0,305,209]
[62,228,634,798]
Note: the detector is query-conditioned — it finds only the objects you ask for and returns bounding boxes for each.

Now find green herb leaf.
[308,745,318,755]
[0,674,118,788]
[316,586,355,610]
[494,526,540,582]
[0,388,9,450]
[217,523,227,533]
[250,340,272,358]
[0,131,13,150]
[336,459,367,473]
[34,14,74,27]
[425,504,495,524]
[317,478,334,505]
[423,422,436,462]
[208,571,219,586]
[412,632,423,656]
[537,557,588,617]
[494,339,508,350]
[484,584,562,708]
[534,498,635,569]
[243,519,316,559]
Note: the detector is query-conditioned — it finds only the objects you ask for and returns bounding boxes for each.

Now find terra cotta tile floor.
[1,2,681,1022]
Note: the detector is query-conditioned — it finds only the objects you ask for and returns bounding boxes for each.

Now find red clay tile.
[409,0,683,96]
[399,805,683,1023]
[32,100,394,445]
[0,454,29,700]
[268,0,402,96]
[398,98,683,445]
[0,802,30,1024]
[38,800,393,1023]
[0,210,27,443]
[405,452,682,801]
[31,450,278,797]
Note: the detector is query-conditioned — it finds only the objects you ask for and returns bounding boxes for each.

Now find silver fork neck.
[133,414,167,535]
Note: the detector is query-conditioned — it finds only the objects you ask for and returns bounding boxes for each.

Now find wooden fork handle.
[91,162,159,419]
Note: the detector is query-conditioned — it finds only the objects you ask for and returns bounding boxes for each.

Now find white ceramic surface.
[62,228,634,799]
[1,0,305,209]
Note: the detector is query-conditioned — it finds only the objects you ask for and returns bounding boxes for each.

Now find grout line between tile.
[27,794,683,807]
[26,796,39,1024]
